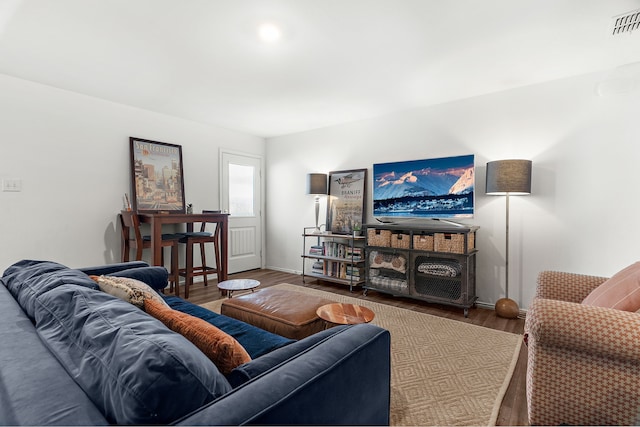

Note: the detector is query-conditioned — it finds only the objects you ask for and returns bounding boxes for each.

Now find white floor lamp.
[486,159,532,319]
[306,173,328,234]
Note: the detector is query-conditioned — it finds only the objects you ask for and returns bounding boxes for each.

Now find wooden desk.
[138,213,229,296]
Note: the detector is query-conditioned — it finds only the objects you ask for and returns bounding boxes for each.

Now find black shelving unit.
[364,222,478,317]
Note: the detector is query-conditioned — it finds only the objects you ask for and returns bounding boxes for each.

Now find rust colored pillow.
[582,262,640,311]
[144,298,251,374]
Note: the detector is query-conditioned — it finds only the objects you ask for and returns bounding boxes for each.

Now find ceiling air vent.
[612,9,640,35]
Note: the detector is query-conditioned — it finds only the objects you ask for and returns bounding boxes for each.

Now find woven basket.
[413,234,434,251]
[434,233,466,254]
[367,229,392,247]
[391,233,411,249]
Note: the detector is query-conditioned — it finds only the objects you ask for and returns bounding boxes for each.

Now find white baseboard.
[265,265,301,275]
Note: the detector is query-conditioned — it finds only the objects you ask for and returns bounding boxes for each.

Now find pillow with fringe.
[91,275,169,309]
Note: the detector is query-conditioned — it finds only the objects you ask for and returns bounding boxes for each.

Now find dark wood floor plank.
[179,268,529,426]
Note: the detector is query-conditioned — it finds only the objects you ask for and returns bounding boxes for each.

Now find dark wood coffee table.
[316,303,375,325]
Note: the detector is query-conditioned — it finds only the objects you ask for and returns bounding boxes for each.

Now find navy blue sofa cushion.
[109,266,169,291]
[164,296,295,359]
[77,261,149,276]
[2,260,98,319]
[34,285,232,425]
[79,263,169,291]
[0,284,109,426]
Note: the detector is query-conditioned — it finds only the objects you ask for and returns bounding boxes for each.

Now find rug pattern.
[201,283,522,426]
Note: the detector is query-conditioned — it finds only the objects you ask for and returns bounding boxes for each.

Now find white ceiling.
[0,0,639,137]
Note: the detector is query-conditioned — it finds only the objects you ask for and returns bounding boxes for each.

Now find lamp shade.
[306,173,328,195]
[486,159,532,195]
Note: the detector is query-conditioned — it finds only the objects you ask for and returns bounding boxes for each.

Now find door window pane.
[229,163,254,216]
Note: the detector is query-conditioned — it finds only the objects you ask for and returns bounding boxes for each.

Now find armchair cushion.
[582,261,640,311]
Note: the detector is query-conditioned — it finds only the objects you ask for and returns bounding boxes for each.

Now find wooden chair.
[178,210,223,299]
[119,210,180,292]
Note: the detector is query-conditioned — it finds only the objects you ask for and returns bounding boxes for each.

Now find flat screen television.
[373,154,475,221]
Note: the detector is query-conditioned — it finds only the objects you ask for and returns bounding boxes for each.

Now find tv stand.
[364,222,478,317]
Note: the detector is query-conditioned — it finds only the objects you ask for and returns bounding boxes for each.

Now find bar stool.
[119,210,181,292]
[178,210,222,299]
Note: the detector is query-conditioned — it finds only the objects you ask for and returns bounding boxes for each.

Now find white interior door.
[220,150,263,273]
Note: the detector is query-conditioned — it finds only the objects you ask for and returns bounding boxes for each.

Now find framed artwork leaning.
[326,168,367,234]
[129,137,186,213]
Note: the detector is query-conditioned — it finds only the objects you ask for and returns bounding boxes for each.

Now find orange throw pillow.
[144,298,251,374]
[582,261,640,311]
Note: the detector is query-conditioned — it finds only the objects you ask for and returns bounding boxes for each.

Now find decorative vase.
[495,297,519,319]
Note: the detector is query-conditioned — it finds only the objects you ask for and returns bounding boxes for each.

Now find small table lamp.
[306,173,328,234]
[486,159,532,318]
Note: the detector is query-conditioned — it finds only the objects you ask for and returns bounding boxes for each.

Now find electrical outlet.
[2,179,22,192]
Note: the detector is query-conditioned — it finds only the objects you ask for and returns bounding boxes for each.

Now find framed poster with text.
[129,137,186,213]
[326,168,367,234]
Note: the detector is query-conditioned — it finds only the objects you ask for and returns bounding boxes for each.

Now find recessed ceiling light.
[258,23,282,43]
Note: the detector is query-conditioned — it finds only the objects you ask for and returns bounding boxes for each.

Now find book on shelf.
[309,245,324,256]
[345,246,362,261]
[322,261,344,277]
[345,266,363,277]
[311,260,324,274]
[340,262,347,279]
[321,241,362,260]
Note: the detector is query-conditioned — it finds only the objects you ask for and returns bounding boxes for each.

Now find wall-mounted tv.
[373,154,475,220]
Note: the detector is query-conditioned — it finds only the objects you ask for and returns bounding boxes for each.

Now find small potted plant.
[353,222,362,236]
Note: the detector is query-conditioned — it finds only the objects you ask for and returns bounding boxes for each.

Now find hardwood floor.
[182,268,529,426]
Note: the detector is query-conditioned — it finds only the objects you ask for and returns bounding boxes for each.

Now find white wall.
[3,69,638,311]
[0,74,264,271]
[265,69,640,309]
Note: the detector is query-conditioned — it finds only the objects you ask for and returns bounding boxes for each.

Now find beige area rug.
[201,283,522,426]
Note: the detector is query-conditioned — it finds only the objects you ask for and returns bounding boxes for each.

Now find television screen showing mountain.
[373,154,475,219]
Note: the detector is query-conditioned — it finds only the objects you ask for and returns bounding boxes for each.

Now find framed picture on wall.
[326,168,367,234]
[129,137,186,213]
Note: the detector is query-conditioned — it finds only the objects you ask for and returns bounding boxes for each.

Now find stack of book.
[345,246,362,261]
[311,260,324,275]
[309,245,324,256]
[345,265,363,281]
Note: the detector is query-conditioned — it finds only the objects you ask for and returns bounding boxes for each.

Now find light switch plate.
[2,178,22,192]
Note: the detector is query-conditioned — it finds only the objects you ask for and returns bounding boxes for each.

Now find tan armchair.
[525,271,640,426]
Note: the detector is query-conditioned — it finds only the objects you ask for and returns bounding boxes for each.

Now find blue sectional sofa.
[0,260,391,425]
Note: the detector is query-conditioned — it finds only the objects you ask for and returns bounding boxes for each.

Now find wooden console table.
[138,212,229,294]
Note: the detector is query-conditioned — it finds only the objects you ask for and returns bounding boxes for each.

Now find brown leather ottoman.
[220,287,335,340]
